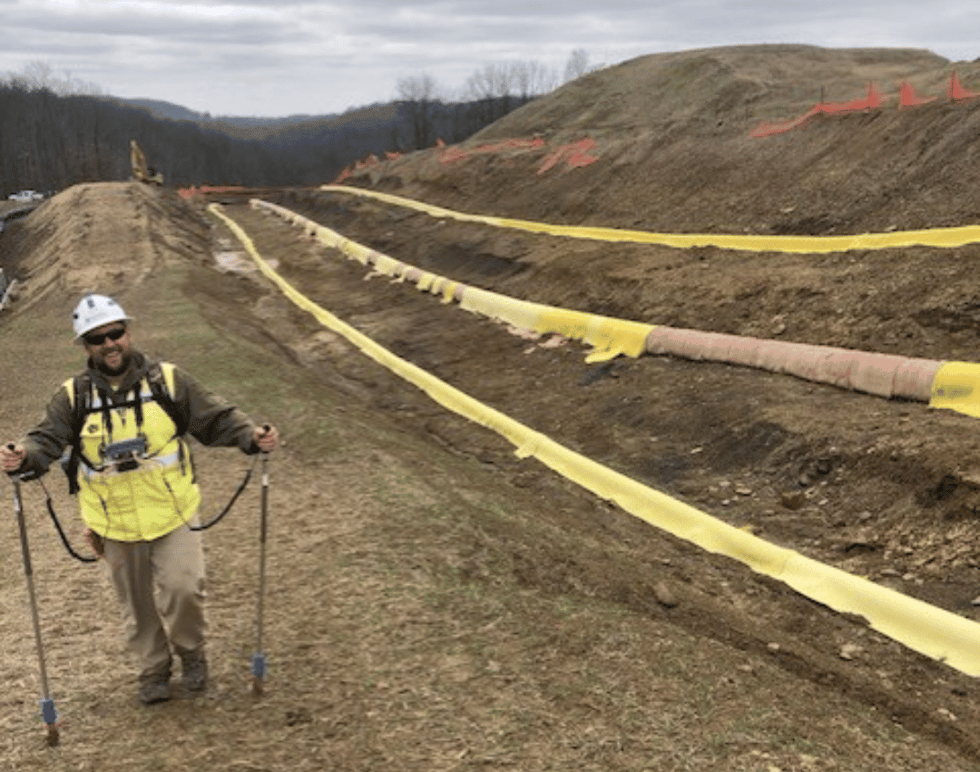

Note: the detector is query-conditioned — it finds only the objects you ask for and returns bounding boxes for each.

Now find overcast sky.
[1,0,978,118]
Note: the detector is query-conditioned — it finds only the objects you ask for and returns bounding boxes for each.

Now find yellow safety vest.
[66,363,201,541]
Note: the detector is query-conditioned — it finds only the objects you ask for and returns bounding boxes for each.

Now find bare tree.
[563,49,591,83]
[397,73,438,103]
[465,64,517,122]
[397,73,439,150]
[7,60,103,96]
[510,61,556,99]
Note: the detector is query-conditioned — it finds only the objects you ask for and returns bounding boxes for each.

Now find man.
[1,293,279,704]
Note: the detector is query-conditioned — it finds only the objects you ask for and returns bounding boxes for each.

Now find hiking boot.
[181,650,208,693]
[139,674,171,705]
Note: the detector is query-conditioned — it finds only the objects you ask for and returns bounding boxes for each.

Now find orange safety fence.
[333,153,383,183]
[752,72,980,137]
[750,82,885,138]
[537,138,600,174]
[332,135,599,182]
[440,137,545,165]
[898,81,936,109]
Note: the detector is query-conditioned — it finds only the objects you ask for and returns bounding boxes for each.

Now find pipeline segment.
[252,198,980,420]
[646,327,942,402]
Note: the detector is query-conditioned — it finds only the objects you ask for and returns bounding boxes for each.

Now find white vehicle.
[8,190,43,203]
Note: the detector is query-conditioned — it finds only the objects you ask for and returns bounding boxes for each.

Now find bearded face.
[82,323,133,377]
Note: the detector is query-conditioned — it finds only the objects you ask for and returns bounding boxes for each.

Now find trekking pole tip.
[251,652,267,697]
[40,698,59,746]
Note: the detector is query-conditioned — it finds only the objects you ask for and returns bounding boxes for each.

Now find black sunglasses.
[83,326,127,346]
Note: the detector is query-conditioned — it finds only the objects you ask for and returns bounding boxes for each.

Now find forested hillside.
[0,81,533,195]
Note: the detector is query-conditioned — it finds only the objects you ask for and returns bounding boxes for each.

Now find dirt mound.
[0,182,210,313]
[233,45,980,761]
[355,44,980,237]
[484,45,950,136]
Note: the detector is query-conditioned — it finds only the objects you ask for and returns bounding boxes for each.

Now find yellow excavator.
[130,139,164,185]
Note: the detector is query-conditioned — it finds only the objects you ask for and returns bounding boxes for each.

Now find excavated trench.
[193,193,980,756]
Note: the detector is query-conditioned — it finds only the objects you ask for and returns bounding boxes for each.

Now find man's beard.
[96,350,131,376]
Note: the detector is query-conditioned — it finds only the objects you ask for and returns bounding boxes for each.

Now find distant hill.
[122,98,214,123]
[121,97,337,133]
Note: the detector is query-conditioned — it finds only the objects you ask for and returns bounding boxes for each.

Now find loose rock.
[653,581,679,608]
[780,491,806,510]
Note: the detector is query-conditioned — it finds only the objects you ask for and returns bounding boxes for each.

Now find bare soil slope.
[2,43,980,771]
[365,44,980,237]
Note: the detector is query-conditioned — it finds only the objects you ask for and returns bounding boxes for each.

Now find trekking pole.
[7,450,59,746]
[251,440,270,697]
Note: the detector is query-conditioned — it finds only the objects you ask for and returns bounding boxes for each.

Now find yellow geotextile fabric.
[254,200,654,362]
[321,185,980,254]
[266,198,980,418]
[458,286,652,361]
[929,361,980,418]
[212,203,980,678]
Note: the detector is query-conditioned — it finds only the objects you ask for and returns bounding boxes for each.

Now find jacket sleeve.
[171,366,259,453]
[20,385,75,477]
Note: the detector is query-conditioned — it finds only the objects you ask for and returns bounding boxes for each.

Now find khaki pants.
[103,523,207,679]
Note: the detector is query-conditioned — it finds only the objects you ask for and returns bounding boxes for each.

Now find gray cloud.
[0,0,975,116]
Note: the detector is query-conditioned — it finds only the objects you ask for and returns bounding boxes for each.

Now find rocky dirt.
[2,43,980,771]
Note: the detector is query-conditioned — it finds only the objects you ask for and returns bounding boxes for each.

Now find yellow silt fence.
[220,200,980,677]
[253,197,980,419]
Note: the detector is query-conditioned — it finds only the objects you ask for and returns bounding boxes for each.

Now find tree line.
[0,51,594,195]
[395,51,593,151]
[0,81,287,194]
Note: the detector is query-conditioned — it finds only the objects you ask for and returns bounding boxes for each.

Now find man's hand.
[1,443,26,474]
[253,425,280,454]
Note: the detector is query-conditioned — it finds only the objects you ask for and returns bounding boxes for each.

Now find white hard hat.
[72,294,132,339]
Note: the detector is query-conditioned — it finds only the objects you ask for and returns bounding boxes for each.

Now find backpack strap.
[63,373,93,495]
[149,361,195,482]
[147,361,188,438]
